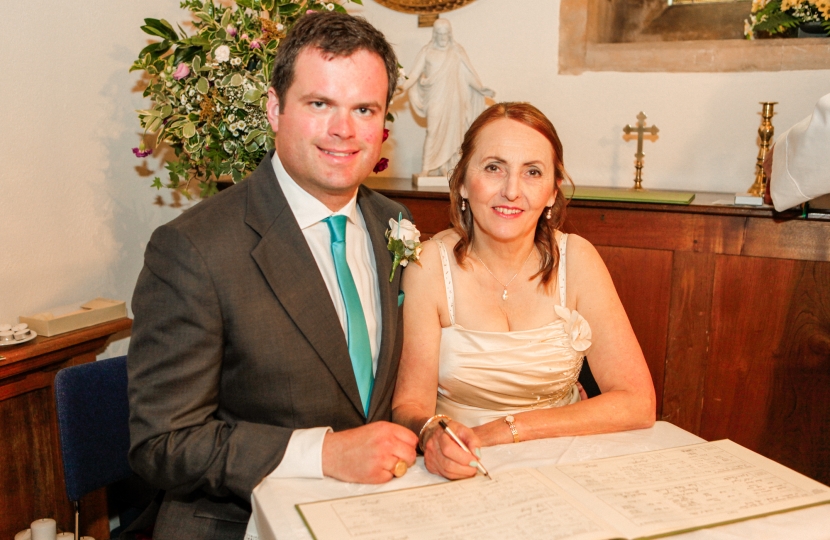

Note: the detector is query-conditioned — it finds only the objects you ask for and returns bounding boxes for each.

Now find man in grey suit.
[127,13,418,540]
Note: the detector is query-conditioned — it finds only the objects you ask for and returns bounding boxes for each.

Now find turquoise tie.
[323,215,374,416]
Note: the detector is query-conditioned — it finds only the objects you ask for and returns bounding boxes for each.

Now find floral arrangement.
[386,214,421,282]
[745,0,830,38]
[131,0,384,198]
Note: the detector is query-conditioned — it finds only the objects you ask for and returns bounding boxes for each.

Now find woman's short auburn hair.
[448,102,572,286]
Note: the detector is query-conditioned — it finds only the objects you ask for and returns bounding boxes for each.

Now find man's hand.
[322,422,418,483]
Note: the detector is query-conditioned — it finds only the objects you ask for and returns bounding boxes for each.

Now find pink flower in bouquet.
[132,145,153,158]
[373,158,389,174]
[172,63,190,81]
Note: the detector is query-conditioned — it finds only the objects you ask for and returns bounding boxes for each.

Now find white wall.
[350,0,828,191]
[0,1,186,356]
[0,0,826,356]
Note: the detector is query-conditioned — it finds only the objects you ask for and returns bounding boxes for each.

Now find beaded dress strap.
[436,239,456,325]
[558,234,568,307]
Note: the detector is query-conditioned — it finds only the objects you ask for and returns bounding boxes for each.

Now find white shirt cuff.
[267,426,332,479]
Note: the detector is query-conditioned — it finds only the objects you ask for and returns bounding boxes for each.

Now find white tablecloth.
[251,421,830,540]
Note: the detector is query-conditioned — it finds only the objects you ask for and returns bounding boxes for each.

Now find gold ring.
[392,459,408,477]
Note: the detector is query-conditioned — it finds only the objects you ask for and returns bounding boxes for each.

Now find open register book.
[297,440,830,540]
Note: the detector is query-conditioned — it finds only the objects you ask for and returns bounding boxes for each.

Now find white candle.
[14,529,32,540]
[56,534,74,540]
[30,519,56,540]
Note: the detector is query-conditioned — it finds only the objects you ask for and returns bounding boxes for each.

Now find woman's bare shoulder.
[563,232,603,267]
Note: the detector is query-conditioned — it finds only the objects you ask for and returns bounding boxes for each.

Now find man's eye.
[310,101,326,109]
[356,107,372,116]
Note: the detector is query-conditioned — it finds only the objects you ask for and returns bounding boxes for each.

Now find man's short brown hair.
[270,12,398,111]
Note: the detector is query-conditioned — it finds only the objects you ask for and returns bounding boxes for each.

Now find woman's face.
[460,118,557,245]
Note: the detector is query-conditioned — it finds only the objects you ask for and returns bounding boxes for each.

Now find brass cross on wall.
[623,112,659,190]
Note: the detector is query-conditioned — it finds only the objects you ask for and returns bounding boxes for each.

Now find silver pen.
[438,419,492,479]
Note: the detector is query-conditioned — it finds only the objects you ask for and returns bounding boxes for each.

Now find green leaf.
[278,3,301,14]
[160,105,173,118]
[351,0,363,4]
[142,18,179,41]
[138,41,171,59]
[146,116,163,133]
[152,177,164,190]
[245,141,259,153]
[192,55,202,72]
[183,122,197,138]
[243,87,263,103]
[333,4,348,14]
[195,11,214,24]
[196,77,210,94]
[223,139,238,153]
[173,46,202,66]
[244,129,264,145]
[230,73,244,87]
[220,9,232,29]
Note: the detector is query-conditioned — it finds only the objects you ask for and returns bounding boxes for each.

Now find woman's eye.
[485,164,500,172]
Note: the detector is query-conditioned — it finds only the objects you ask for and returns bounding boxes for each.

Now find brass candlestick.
[749,102,777,197]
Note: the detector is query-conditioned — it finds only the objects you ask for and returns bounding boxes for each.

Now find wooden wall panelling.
[661,251,716,434]
[593,246,673,417]
[565,208,745,254]
[742,217,830,262]
[396,197,451,238]
[701,255,830,485]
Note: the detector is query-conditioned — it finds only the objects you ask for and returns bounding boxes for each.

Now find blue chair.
[54,355,133,540]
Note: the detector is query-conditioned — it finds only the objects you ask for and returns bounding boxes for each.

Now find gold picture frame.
[373,0,477,14]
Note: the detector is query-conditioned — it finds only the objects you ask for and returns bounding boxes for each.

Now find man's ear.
[266,88,280,134]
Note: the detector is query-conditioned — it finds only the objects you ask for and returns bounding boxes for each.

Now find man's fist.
[322,421,418,483]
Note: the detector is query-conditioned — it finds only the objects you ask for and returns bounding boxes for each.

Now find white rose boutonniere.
[554,305,592,352]
[386,213,421,282]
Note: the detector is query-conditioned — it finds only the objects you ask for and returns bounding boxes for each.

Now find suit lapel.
[245,154,365,417]
[359,187,399,420]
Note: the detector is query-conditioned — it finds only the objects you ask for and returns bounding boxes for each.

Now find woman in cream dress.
[392,103,656,480]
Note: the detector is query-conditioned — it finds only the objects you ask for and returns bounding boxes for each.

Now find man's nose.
[329,109,355,139]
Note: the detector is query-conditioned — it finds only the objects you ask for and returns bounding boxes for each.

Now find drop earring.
[461,199,467,211]
[546,207,552,220]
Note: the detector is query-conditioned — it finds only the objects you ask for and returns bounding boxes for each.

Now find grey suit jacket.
[127,152,411,539]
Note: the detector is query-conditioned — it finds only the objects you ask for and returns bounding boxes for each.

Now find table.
[250,421,830,540]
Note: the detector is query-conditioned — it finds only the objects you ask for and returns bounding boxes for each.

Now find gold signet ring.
[392,459,408,478]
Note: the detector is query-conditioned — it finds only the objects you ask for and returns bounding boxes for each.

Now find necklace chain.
[473,247,534,301]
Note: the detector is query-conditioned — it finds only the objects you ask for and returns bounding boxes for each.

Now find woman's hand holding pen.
[422,419,484,480]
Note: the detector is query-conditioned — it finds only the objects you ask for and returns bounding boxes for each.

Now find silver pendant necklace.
[473,247,535,301]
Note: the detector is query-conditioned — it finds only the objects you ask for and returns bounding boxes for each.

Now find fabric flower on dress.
[554,305,592,352]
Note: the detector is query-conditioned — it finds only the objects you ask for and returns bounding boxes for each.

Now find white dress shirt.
[266,152,382,480]
[771,92,830,211]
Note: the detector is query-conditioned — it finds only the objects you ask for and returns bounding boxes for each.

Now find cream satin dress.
[434,234,593,427]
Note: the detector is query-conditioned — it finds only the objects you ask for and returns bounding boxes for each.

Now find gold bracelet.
[418,414,450,452]
[504,415,520,443]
